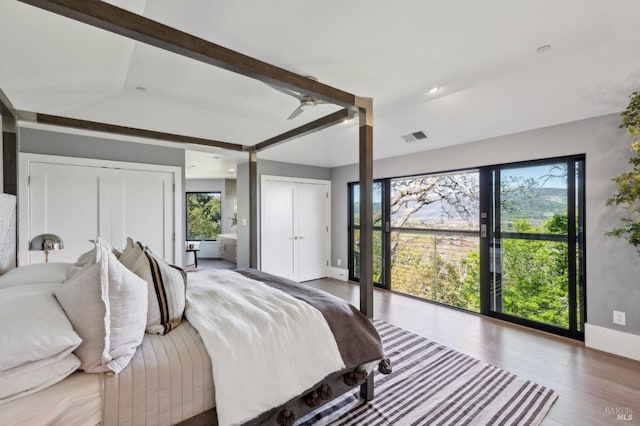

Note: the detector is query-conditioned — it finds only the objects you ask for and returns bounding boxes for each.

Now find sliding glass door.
[481,157,585,338]
[348,155,585,339]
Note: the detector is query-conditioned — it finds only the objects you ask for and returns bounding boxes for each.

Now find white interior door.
[28,162,108,263]
[261,176,330,282]
[110,169,175,262]
[261,180,295,280]
[296,183,329,282]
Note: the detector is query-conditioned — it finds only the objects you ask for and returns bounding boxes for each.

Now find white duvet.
[185,270,344,426]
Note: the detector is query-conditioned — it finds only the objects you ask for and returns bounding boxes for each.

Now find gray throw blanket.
[236,268,384,371]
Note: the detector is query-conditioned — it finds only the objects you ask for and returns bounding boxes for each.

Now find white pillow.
[119,238,186,335]
[0,288,82,372]
[56,238,148,374]
[0,353,80,403]
[76,244,122,267]
[0,262,79,289]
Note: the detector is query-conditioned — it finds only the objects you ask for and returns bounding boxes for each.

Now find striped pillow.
[119,238,186,335]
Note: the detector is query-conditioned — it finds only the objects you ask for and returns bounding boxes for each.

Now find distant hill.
[501,187,567,224]
[353,187,566,228]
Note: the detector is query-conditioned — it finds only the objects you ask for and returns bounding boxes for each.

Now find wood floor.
[305,278,640,426]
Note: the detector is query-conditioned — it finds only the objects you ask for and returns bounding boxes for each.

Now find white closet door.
[261,176,329,282]
[261,180,296,280]
[110,169,174,262]
[296,183,328,282]
[28,162,109,263]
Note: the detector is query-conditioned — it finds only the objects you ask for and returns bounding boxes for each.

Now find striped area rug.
[298,320,558,426]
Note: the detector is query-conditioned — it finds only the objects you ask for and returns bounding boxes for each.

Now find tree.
[607,91,640,250]
[187,193,221,240]
[388,174,479,269]
[457,214,570,327]
[353,174,479,282]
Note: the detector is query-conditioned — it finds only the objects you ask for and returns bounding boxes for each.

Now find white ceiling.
[2,0,640,177]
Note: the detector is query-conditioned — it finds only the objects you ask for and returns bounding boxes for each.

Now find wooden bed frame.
[0,0,377,421]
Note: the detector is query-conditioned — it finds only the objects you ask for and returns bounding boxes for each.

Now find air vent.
[401,131,428,143]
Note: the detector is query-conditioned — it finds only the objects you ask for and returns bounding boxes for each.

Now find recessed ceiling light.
[135,86,147,92]
[536,45,551,53]
[228,168,234,173]
[425,86,439,95]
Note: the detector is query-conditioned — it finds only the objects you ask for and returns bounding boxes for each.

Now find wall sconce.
[29,233,64,263]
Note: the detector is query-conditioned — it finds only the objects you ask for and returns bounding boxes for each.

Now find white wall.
[224,179,237,235]
[331,113,640,338]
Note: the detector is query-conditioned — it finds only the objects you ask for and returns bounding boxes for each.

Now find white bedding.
[0,371,101,426]
[186,270,345,426]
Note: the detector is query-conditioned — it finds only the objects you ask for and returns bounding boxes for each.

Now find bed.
[0,235,389,426]
[1,1,380,424]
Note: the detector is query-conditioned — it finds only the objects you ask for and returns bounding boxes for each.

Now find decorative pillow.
[0,353,81,403]
[0,288,82,372]
[76,243,122,267]
[119,237,186,335]
[0,262,80,290]
[55,238,148,374]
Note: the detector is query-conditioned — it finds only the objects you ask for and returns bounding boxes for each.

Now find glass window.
[186,192,221,240]
[389,171,480,311]
[390,171,479,230]
[349,182,384,284]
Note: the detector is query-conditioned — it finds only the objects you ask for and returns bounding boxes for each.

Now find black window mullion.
[492,168,503,313]
[567,159,578,337]
[479,167,492,315]
[578,159,587,333]
[347,183,356,281]
[383,179,391,290]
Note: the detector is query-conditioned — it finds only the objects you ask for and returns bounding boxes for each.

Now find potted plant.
[606,91,640,249]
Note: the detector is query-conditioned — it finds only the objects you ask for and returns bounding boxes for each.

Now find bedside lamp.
[29,233,64,263]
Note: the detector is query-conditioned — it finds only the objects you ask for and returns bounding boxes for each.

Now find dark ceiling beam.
[18,0,357,108]
[30,113,247,151]
[254,108,351,152]
[0,87,17,119]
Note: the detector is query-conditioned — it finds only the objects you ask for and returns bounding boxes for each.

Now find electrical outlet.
[337,258,342,266]
[613,310,626,326]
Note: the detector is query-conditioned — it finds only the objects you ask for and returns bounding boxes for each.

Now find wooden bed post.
[1,88,18,196]
[249,148,258,268]
[356,97,374,401]
[1,88,18,269]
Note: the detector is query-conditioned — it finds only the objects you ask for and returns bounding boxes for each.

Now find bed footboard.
[178,367,374,426]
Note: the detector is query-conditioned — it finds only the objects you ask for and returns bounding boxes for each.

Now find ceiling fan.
[267,76,328,120]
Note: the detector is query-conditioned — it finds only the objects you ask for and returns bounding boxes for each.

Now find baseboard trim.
[329,267,349,281]
[585,322,640,361]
